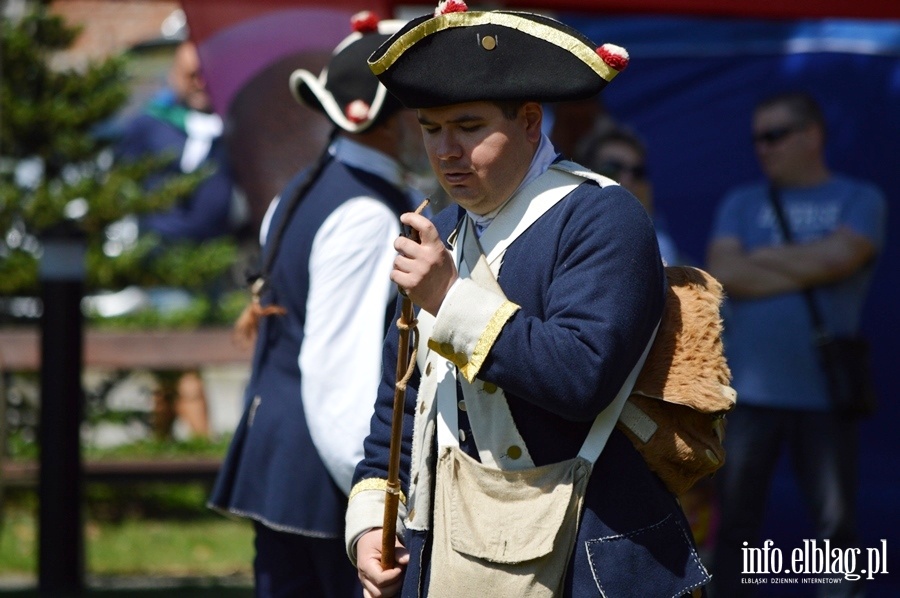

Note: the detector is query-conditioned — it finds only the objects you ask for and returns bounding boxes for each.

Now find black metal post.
[38,229,85,596]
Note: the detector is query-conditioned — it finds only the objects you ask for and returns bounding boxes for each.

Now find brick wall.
[50,0,180,67]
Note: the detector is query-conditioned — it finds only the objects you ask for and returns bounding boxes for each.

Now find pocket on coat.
[585,513,709,597]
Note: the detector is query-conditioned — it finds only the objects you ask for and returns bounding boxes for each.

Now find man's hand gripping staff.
[381,199,431,570]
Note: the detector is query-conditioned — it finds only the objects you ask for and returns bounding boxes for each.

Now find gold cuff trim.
[460,300,520,383]
[349,477,407,505]
[369,12,619,82]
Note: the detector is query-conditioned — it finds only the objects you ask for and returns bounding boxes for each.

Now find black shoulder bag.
[767,186,878,418]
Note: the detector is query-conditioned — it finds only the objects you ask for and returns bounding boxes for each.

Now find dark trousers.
[710,405,863,598]
[254,521,362,598]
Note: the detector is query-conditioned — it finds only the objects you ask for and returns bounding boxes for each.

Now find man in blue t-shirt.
[707,91,887,597]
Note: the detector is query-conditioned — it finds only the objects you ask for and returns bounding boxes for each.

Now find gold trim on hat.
[369,12,619,82]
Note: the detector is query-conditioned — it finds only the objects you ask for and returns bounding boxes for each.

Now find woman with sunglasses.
[576,127,682,266]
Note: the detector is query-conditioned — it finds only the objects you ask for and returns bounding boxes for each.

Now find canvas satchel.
[429,445,591,598]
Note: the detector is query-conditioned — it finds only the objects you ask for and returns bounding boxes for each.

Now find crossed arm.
[707,226,876,299]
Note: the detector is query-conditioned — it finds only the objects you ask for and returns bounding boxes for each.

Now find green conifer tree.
[0,3,238,324]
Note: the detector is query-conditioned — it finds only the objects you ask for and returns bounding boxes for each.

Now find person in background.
[706,91,887,597]
[208,13,423,597]
[575,127,681,266]
[115,41,247,440]
[116,41,242,242]
[347,4,709,597]
[116,40,244,242]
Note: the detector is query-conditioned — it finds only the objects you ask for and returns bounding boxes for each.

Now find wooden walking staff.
[382,198,429,569]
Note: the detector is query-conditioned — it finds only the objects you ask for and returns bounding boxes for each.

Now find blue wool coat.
[351,180,710,596]
[209,158,410,536]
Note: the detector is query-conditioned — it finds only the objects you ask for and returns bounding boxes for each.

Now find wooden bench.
[0,457,225,488]
[0,326,252,371]
[0,326,252,487]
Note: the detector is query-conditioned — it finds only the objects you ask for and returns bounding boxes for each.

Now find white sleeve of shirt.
[259,195,280,247]
[300,196,401,495]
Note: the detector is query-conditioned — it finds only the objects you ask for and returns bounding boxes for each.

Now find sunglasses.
[597,160,647,180]
[753,123,806,145]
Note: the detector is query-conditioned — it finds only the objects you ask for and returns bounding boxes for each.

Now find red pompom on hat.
[596,43,629,71]
[434,0,468,17]
[345,99,371,123]
[291,18,406,132]
[351,10,380,33]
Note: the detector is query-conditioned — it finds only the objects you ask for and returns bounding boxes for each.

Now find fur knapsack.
[616,266,737,496]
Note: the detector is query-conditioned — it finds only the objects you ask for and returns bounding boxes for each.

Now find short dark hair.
[491,100,527,120]
[574,126,647,169]
[755,91,827,137]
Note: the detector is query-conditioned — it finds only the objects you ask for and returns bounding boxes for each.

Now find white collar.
[181,111,223,173]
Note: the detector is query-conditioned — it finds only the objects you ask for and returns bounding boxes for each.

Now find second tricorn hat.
[367,1,629,109]
[290,11,405,132]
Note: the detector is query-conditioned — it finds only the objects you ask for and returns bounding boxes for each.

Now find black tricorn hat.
[367,1,629,109]
[290,12,405,132]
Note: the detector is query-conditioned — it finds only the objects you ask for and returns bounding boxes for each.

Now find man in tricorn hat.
[208,12,422,597]
[346,3,710,597]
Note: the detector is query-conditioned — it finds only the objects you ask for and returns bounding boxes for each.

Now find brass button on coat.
[482,382,498,394]
[507,445,522,460]
[458,400,467,412]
